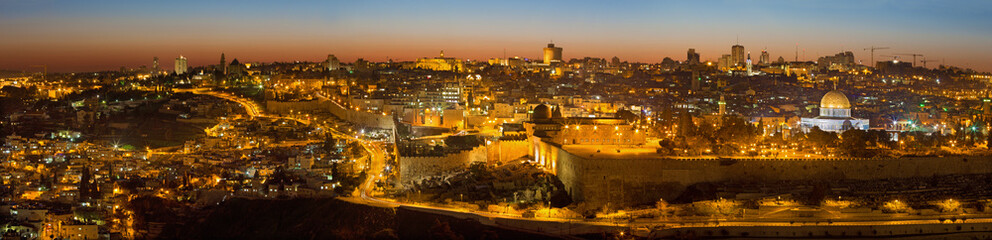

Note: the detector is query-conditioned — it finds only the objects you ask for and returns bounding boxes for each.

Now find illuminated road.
[174,88,262,118]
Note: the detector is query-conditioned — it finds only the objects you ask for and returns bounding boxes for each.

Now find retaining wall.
[486,140,530,164]
[265,99,394,129]
[654,222,992,239]
[550,145,992,207]
[399,146,487,182]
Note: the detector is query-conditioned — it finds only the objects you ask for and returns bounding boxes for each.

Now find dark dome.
[532,104,550,120]
[616,109,637,122]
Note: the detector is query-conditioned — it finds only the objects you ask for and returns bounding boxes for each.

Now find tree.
[429,219,464,240]
[445,135,482,150]
[79,166,92,201]
[866,129,893,148]
[715,116,757,145]
[348,141,365,157]
[806,127,838,147]
[881,200,911,213]
[840,130,871,157]
[655,198,669,210]
[655,198,677,217]
[934,199,961,213]
[802,183,830,205]
[685,135,712,155]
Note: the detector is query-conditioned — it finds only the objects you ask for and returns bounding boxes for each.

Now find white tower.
[746,53,753,76]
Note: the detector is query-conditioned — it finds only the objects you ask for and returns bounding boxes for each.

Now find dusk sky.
[2,0,990,72]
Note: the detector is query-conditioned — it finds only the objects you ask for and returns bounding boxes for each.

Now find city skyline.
[2,0,991,72]
[6,2,992,239]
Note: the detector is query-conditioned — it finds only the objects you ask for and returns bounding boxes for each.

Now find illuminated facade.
[543,43,562,64]
[817,51,856,71]
[717,54,732,71]
[746,53,753,75]
[524,104,645,146]
[174,55,188,74]
[325,54,340,71]
[414,51,465,72]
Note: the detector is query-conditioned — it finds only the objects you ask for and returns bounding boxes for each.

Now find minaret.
[746,52,753,76]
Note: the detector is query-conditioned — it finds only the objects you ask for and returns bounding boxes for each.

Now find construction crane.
[894,53,924,67]
[863,46,890,67]
[919,57,942,69]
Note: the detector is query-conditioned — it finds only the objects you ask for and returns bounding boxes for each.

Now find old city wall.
[266,100,325,113]
[265,99,394,129]
[486,140,530,164]
[655,222,992,239]
[399,146,487,183]
[554,148,992,207]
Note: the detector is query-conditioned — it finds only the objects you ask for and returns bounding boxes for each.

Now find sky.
[1,0,990,72]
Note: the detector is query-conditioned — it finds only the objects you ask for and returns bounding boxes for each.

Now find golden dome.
[820,90,851,109]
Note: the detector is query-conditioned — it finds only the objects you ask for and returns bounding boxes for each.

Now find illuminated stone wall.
[398,146,486,183]
[485,139,529,164]
[265,99,395,130]
[549,145,992,207]
[655,222,992,239]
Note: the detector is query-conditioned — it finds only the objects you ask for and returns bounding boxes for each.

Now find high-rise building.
[219,53,227,74]
[152,57,159,71]
[174,56,188,74]
[817,51,856,70]
[731,45,745,66]
[326,54,340,71]
[610,56,621,67]
[543,43,563,65]
[759,50,770,65]
[717,54,733,71]
[686,48,700,65]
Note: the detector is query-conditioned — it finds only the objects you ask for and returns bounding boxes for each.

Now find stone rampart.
[551,145,992,207]
[265,99,394,129]
[486,140,530,164]
[654,222,992,239]
[399,146,487,182]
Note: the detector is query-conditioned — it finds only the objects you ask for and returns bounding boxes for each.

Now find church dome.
[820,91,851,109]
